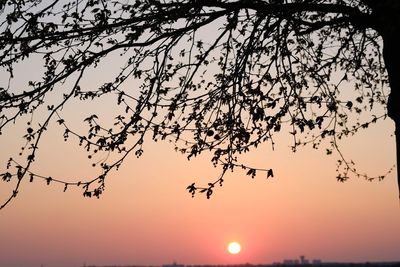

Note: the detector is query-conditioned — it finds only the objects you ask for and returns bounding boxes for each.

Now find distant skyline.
[84,258,400,267]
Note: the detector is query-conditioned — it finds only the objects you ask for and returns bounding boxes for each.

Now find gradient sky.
[1,9,400,267]
[1,105,400,267]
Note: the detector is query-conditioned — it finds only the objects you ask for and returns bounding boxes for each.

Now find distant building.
[281,255,320,265]
[282,259,300,265]
[163,261,185,267]
[300,256,309,265]
[312,259,322,265]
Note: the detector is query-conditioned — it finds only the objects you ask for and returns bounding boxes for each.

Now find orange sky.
[1,110,400,267]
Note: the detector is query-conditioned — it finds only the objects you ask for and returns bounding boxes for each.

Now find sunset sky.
[1,2,400,267]
[1,103,400,267]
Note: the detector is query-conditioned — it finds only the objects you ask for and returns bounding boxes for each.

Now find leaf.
[246,168,256,178]
[346,101,353,109]
[83,191,92,198]
[2,172,12,182]
[17,167,23,180]
[206,130,214,136]
[206,188,213,199]
[186,183,196,195]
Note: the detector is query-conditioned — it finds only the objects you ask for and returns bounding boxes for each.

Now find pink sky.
[1,113,400,267]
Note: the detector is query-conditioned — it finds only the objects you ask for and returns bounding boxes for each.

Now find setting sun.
[227,241,241,255]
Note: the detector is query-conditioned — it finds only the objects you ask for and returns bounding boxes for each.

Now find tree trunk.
[381,27,400,199]
[369,1,400,198]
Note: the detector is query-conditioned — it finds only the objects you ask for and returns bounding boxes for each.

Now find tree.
[0,0,398,209]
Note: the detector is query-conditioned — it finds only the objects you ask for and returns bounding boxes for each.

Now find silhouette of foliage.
[1,0,399,209]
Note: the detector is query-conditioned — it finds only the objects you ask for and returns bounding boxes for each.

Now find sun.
[227,241,241,255]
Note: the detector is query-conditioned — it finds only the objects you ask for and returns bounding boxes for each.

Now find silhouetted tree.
[1,0,399,209]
